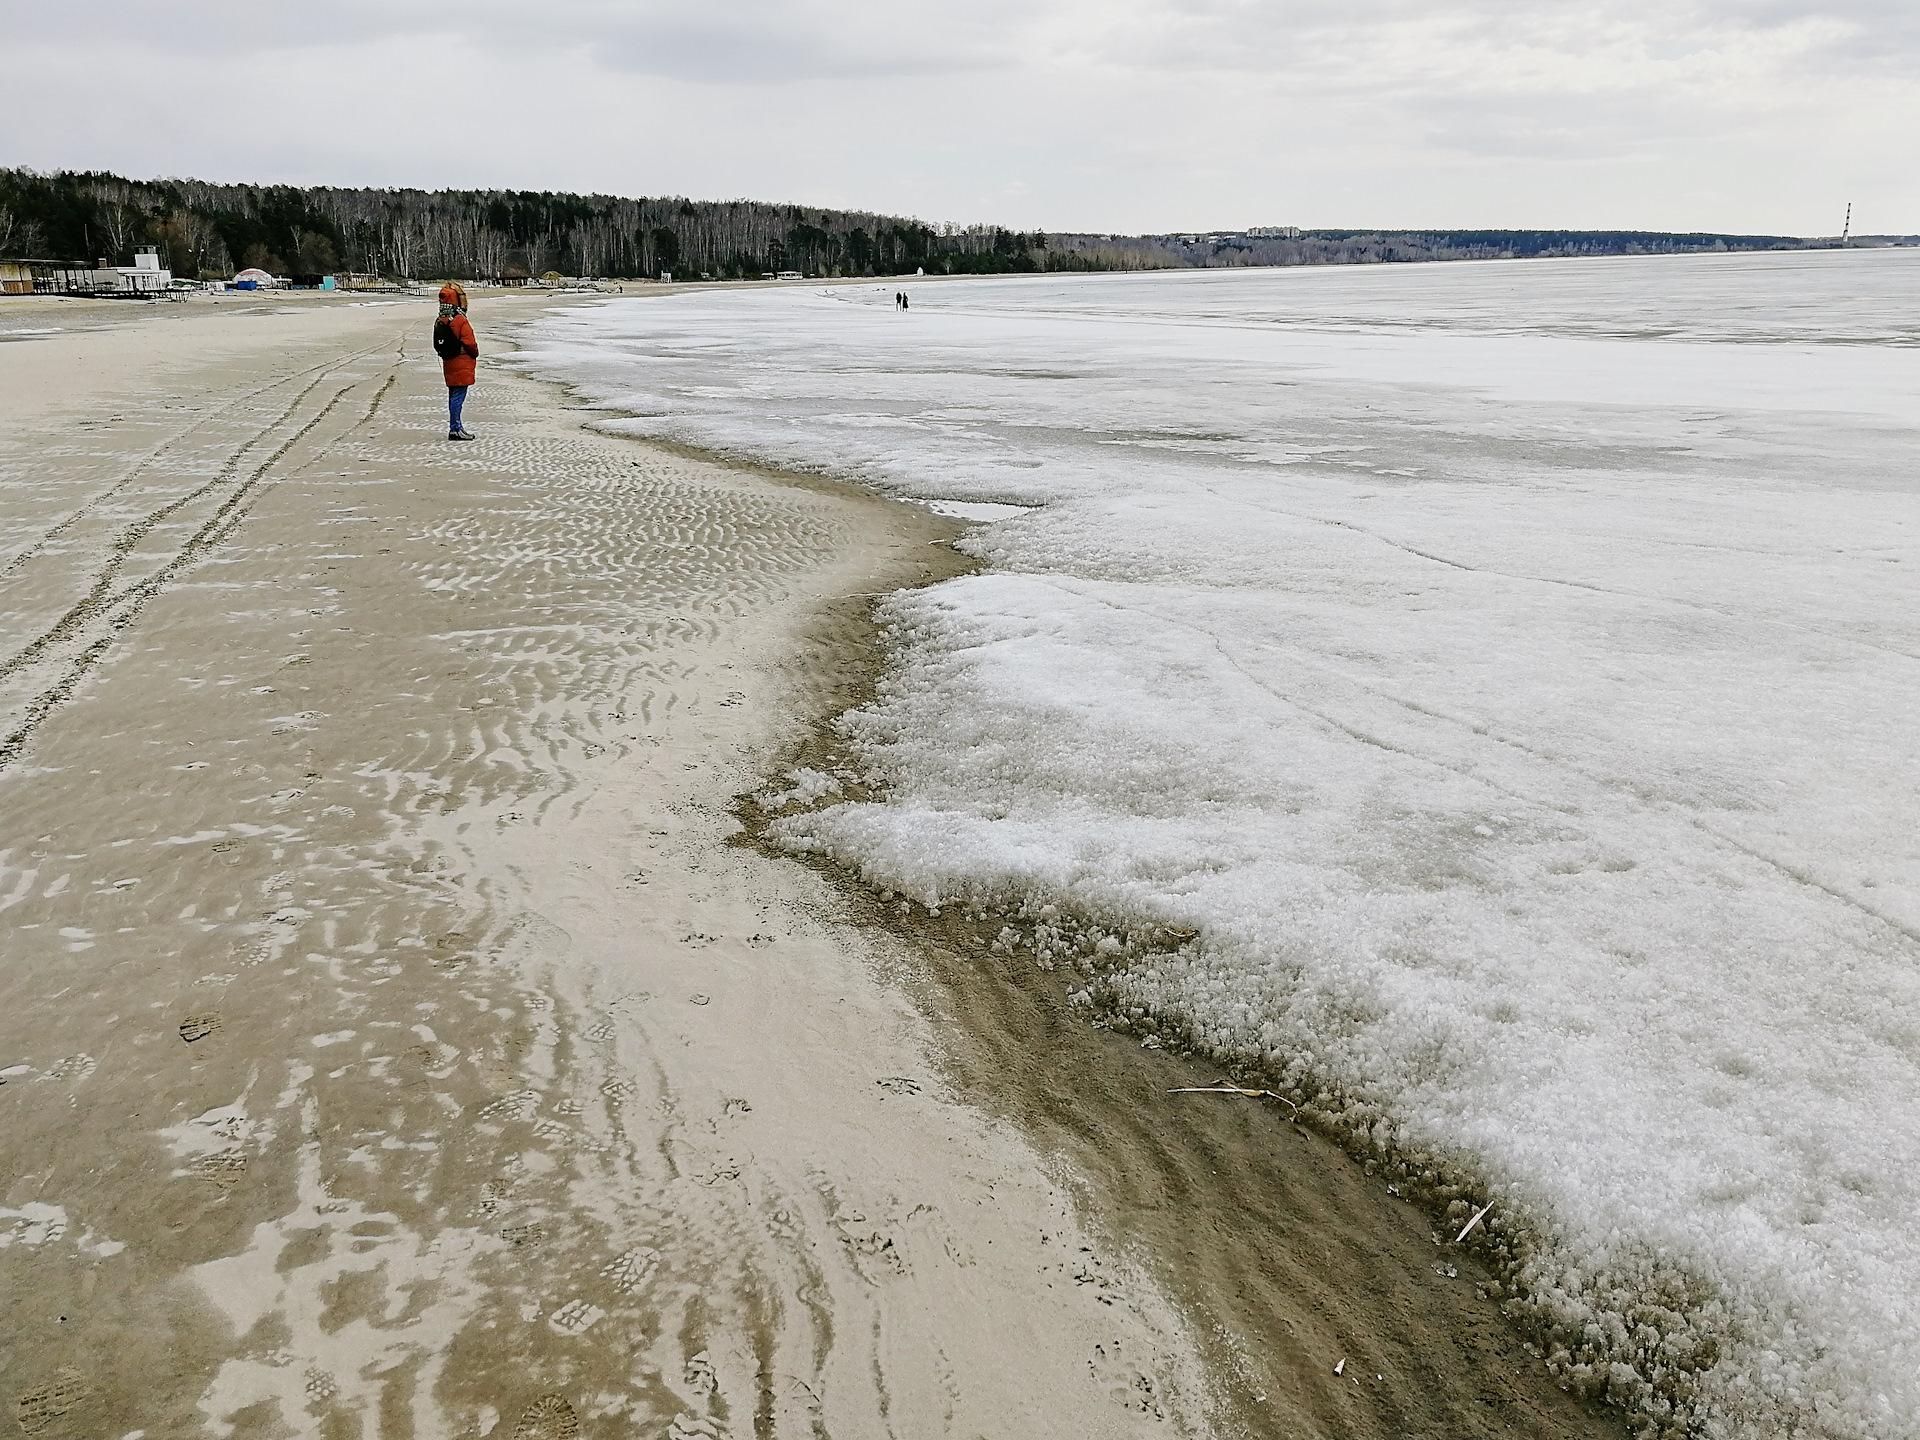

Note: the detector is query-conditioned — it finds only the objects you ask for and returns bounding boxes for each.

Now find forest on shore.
[0,169,1052,281]
[1053,226,1824,271]
[1,167,1828,283]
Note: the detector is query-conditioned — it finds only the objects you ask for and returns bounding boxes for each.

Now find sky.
[7,1,1916,236]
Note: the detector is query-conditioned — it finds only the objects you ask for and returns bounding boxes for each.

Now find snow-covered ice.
[514,252,1920,1438]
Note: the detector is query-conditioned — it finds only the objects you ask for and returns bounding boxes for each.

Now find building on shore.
[117,246,172,292]
[0,246,174,295]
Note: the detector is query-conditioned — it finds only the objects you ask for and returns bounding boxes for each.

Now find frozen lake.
[517,251,1920,1438]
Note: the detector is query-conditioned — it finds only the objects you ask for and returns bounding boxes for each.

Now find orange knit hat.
[438,282,467,309]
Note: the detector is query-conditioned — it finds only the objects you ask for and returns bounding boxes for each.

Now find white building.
[116,246,172,293]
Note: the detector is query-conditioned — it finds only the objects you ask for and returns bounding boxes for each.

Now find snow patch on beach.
[922,499,1034,522]
[515,251,1920,1438]
[1,1202,126,1257]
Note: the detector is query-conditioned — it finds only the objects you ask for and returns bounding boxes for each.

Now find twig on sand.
[1166,1082,1299,1114]
[1454,1201,1494,1244]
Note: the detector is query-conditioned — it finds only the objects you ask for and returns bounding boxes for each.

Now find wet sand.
[0,292,1621,1439]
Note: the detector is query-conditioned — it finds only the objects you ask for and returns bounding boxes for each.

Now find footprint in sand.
[42,1054,97,1085]
[512,1394,579,1440]
[684,1352,718,1394]
[188,1151,248,1189]
[546,1299,606,1336]
[477,1090,540,1121]
[667,1417,726,1440]
[1087,1340,1166,1420]
[179,1013,223,1043]
[599,1248,657,1292]
[4,1209,67,1246]
[500,1223,547,1247]
[16,1369,90,1435]
[584,1021,615,1043]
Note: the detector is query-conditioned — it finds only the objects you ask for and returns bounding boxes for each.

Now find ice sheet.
[512,251,1920,1438]
[920,499,1034,522]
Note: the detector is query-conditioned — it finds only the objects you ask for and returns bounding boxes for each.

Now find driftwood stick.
[1166,1083,1299,1113]
[1455,1201,1494,1244]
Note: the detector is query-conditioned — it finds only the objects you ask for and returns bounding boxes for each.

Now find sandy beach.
[0,290,1619,1439]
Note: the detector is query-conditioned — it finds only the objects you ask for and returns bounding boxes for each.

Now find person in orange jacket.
[435,283,479,440]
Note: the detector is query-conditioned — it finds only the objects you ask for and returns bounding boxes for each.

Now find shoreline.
[0,291,1221,1438]
[729,620,1628,1440]
[0,290,1623,1438]
[525,256,1920,1439]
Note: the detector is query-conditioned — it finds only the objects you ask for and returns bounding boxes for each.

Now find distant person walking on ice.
[433,283,479,440]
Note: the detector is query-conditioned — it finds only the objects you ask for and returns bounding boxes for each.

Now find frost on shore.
[517,254,1920,1438]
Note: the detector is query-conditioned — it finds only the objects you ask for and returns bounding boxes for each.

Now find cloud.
[4,0,1918,233]
[11,0,1034,80]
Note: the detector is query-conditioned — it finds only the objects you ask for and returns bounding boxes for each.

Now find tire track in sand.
[0,342,389,584]
[0,370,391,773]
[0,369,339,683]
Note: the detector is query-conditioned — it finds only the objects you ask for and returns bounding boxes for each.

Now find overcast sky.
[8,1,1914,235]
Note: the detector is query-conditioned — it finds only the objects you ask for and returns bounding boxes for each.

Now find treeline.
[1047,228,1817,270]
[0,168,1833,285]
[0,168,1054,280]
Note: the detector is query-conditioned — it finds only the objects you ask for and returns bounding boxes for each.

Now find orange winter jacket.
[441,313,478,388]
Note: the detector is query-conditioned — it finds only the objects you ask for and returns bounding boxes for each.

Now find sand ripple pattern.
[0,319,1199,1438]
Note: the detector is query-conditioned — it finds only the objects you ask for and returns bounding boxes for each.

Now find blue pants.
[448,385,468,432]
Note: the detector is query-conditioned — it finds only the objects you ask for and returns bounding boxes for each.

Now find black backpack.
[432,316,465,359]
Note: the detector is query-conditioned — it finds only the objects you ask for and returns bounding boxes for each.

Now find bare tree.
[0,205,44,256]
[86,181,145,262]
